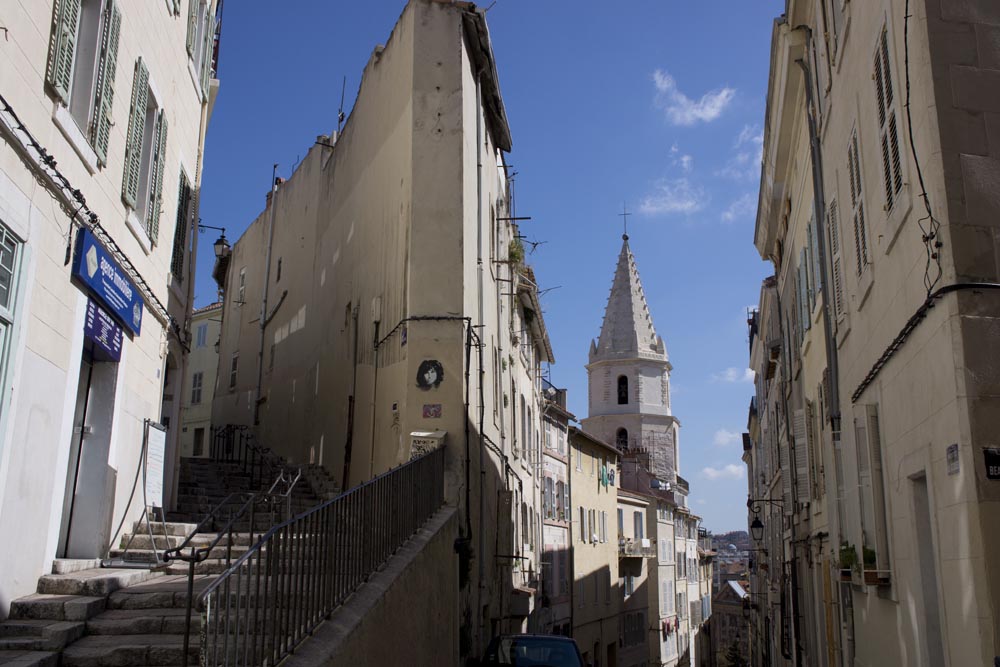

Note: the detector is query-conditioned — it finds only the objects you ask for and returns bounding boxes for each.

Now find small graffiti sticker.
[423,404,442,418]
[416,359,444,390]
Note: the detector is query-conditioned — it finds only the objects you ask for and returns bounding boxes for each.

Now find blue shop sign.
[72,228,143,335]
[84,298,123,362]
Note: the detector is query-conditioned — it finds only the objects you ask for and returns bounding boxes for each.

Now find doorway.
[58,341,120,558]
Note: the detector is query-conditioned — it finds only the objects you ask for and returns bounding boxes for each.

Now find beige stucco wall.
[0,0,212,615]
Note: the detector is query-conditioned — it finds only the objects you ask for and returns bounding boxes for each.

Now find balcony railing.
[618,538,656,558]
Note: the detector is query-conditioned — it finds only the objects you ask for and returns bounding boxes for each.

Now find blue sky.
[195,1,780,533]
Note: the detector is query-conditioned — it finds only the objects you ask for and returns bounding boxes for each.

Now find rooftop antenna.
[337,76,347,134]
[618,202,631,241]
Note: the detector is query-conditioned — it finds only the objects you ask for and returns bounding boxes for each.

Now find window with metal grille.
[847,129,870,276]
[873,26,903,213]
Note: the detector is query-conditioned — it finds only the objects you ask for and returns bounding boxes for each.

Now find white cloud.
[639,178,707,216]
[696,499,707,506]
[668,144,694,172]
[719,124,764,181]
[678,154,694,172]
[653,69,735,126]
[713,429,742,447]
[721,193,757,223]
[712,367,754,383]
[702,464,745,480]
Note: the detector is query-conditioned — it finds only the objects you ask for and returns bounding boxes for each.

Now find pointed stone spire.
[590,235,667,363]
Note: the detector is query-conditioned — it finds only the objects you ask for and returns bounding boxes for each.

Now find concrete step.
[86,609,200,636]
[51,560,102,575]
[9,595,105,622]
[106,576,215,611]
[0,650,59,667]
[0,620,84,650]
[61,634,198,667]
[36,569,161,597]
[129,522,199,537]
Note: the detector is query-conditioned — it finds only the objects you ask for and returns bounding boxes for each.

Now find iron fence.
[211,425,277,490]
[192,445,446,667]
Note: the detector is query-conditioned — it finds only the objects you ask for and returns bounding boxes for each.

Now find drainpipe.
[254,164,279,425]
[475,69,487,652]
[342,304,359,489]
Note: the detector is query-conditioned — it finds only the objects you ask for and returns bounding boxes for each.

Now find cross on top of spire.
[618,202,631,241]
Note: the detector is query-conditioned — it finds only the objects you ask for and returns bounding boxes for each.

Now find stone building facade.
[745,0,1000,665]
[0,0,217,614]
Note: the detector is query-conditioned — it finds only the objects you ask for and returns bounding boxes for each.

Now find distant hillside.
[711,530,750,551]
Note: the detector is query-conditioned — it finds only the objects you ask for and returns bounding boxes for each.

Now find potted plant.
[839,542,858,581]
[862,546,879,585]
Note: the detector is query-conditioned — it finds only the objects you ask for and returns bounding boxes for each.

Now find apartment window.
[190,371,203,404]
[186,0,215,98]
[617,374,628,404]
[275,257,282,283]
[0,224,23,425]
[855,403,891,576]
[195,323,207,348]
[665,579,675,615]
[579,506,586,543]
[543,478,553,519]
[555,480,564,520]
[847,129,870,276]
[228,352,238,390]
[873,25,903,213]
[562,482,570,522]
[45,0,122,166]
[599,511,607,543]
[122,58,168,244]
[633,511,643,540]
[170,172,193,280]
[617,508,623,539]
[192,427,204,456]
[575,445,582,471]
[237,267,246,304]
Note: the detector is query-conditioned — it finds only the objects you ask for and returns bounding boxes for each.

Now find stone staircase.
[0,455,340,667]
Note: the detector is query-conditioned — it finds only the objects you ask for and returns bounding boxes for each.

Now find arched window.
[617,375,629,404]
[616,428,628,451]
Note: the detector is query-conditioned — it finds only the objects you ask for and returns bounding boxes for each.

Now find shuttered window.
[847,129,870,276]
[187,1,215,99]
[122,58,169,244]
[855,404,891,576]
[874,26,903,213]
[827,199,846,320]
[45,0,121,166]
[793,408,810,503]
[170,172,192,279]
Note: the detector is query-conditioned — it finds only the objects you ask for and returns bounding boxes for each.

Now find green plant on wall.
[839,542,859,573]
[862,546,877,570]
[508,238,525,266]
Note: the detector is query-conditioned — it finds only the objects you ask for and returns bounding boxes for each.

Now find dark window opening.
[617,375,629,404]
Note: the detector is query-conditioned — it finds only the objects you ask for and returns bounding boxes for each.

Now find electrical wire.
[0,92,174,330]
[903,0,943,296]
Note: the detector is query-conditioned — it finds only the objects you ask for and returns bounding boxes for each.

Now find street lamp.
[199,222,230,259]
[746,496,783,543]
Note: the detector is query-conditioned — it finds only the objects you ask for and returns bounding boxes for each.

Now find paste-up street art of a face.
[416,360,444,390]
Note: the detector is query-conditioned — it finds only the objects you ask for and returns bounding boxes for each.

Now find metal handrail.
[165,465,303,667]
[189,446,446,667]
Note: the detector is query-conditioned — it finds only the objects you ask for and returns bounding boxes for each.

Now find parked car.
[476,634,585,667]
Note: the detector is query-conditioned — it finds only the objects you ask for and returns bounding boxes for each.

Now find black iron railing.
[210,425,277,490]
[190,445,446,667]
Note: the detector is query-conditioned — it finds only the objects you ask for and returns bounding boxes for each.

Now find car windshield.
[484,637,580,667]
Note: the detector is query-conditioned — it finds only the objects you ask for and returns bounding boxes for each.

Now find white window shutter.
[793,408,810,503]
[200,12,215,98]
[91,0,121,167]
[45,0,82,103]
[779,434,793,515]
[122,58,149,208]
[828,200,846,320]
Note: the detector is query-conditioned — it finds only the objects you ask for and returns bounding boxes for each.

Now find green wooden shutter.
[122,58,149,208]
[186,0,198,56]
[200,12,215,98]
[147,112,169,244]
[91,0,121,167]
[45,0,82,103]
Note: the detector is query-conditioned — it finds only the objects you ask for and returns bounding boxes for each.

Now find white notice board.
[144,420,167,508]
